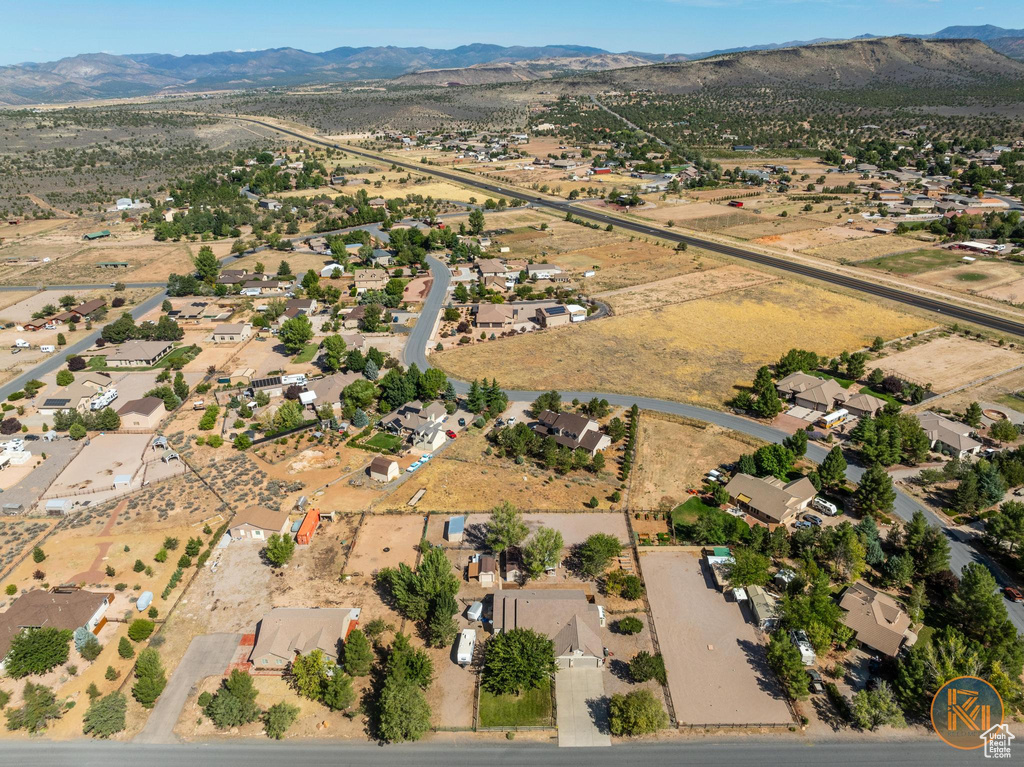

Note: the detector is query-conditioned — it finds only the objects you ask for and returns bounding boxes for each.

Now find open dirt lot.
[805,234,920,263]
[751,226,874,253]
[47,433,152,497]
[719,216,824,241]
[875,334,1023,392]
[632,414,764,510]
[640,549,792,726]
[595,265,775,315]
[376,428,622,512]
[345,513,426,575]
[436,280,930,408]
[424,511,629,549]
[553,237,715,294]
[634,201,742,226]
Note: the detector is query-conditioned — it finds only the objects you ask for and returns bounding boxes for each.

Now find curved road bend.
[229,117,1024,338]
[406,256,1023,632]
[14,737,965,766]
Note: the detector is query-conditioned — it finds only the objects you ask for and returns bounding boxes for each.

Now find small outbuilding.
[368,456,399,483]
[445,515,465,543]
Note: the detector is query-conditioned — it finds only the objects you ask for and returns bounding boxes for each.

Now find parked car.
[812,497,838,516]
[506,416,516,425]
[807,669,825,694]
[1005,587,1024,603]
[446,430,457,439]
[406,461,421,473]
[803,513,824,527]
[793,520,812,530]
[458,418,466,427]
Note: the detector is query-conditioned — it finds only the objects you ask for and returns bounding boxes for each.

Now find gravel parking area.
[639,549,792,726]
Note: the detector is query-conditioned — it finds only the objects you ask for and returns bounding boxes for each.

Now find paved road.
[404,254,451,367]
[4,738,974,765]
[136,633,242,744]
[229,117,1024,338]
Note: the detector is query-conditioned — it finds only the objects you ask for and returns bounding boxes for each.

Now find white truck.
[13,339,30,349]
[456,628,477,666]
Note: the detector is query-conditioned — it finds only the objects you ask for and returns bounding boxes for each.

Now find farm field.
[860,248,972,276]
[376,428,621,512]
[631,414,764,511]
[434,280,931,408]
[874,334,1023,393]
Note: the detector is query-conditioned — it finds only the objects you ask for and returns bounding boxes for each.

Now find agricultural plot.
[718,215,825,240]
[554,238,712,293]
[594,265,774,315]
[435,280,930,408]
[860,248,970,276]
[874,334,1022,393]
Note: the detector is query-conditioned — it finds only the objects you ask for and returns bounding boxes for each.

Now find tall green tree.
[279,314,313,355]
[482,628,557,695]
[485,501,529,555]
[82,692,127,739]
[855,463,895,516]
[819,446,848,488]
[192,245,220,284]
[343,629,373,677]
[132,649,167,709]
[522,527,564,579]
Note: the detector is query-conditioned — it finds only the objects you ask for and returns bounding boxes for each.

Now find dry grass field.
[435,281,931,407]
[632,414,765,510]
[752,225,874,253]
[804,234,919,262]
[556,238,713,293]
[376,428,621,511]
[719,216,825,240]
[595,265,775,314]
[875,334,1023,392]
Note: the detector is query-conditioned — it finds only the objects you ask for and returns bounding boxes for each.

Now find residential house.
[240,279,290,295]
[491,589,605,667]
[116,397,165,430]
[258,199,283,211]
[916,411,982,458]
[285,298,317,315]
[723,473,817,527]
[526,264,562,280]
[412,422,447,451]
[475,304,516,329]
[531,410,611,455]
[39,382,101,416]
[384,400,446,435]
[476,258,508,279]
[306,373,356,412]
[838,583,917,657]
[212,323,252,343]
[844,391,887,418]
[0,588,111,670]
[368,197,387,209]
[105,340,173,368]
[70,299,106,320]
[537,305,571,328]
[775,371,849,413]
[173,302,209,321]
[342,305,366,330]
[368,456,399,482]
[354,269,389,294]
[250,607,360,670]
[229,506,291,541]
[217,270,249,286]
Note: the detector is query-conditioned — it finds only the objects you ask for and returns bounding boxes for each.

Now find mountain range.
[1,25,1023,105]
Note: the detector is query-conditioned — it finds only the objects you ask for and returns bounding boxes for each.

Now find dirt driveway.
[639,549,792,726]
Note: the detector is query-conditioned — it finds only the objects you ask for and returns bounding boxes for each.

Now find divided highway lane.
[231,116,1024,338]
[9,737,966,766]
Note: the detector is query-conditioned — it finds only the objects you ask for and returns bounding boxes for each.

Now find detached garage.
[117,397,165,430]
[230,506,291,541]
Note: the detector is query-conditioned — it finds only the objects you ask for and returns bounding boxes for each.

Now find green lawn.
[671,496,721,528]
[87,355,108,370]
[995,394,1024,415]
[88,344,200,372]
[292,343,319,364]
[478,680,553,727]
[956,271,989,282]
[363,432,403,452]
[860,248,968,276]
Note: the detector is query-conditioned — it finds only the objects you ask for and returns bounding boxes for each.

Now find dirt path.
[23,193,76,218]
[69,499,127,581]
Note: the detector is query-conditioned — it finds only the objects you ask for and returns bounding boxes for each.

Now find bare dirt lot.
[436,280,930,408]
[595,265,775,315]
[632,414,764,510]
[751,225,875,253]
[804,234,919,262]
[376,428,622,512]
[875,334,1023,392]
[424,511,629,549]
[639,549,792,726]
[345,513,426,575]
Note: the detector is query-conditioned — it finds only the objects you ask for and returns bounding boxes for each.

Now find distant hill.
[392,54,654,86]
[0,43,613,105]
[985,37,1024,60]
[555,37,1024,94]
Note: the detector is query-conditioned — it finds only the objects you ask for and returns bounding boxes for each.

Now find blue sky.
[4,0,1024,65]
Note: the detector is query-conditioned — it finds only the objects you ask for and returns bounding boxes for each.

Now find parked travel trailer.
[457,628,477,666]
[90,388,118,410]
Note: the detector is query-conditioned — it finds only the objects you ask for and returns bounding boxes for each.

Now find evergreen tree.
[964,402,983,428]
[855,463,895,516]
[466,379,486,414]
[343,629,373,677]
[131,649,167,708]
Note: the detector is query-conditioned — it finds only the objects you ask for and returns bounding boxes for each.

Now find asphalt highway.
[3,737,973,766]
[232,117,1024,338]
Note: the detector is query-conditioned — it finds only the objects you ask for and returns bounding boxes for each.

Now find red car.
[445,430,458,439]
[1005,587,1024,603]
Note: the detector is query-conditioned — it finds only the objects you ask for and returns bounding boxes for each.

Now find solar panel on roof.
[43,398,70,407]
[545,306,567,315]
[251,376,283,389]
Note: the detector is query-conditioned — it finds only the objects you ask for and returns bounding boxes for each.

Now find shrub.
[628,651,667,684]
[609,689,668,736]
[131,649,166,708]
[118,637,135,659]
[105,666,119,681]
[127,619,155,642]
[616,617,644,635]
[32,547,46,563]
[133,559,145,573]
[5,583,17,596]
[197,691,213,709]
[82,692,127,738]
[56,370,74,386]
[154,548,167,563]
[264,701,299,739]
[5,627,73,678]
[79,637,103,662]
[4,682,61,733]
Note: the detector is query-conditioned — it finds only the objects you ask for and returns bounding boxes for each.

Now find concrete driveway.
[555,667,611,748]
[135,632,242,744]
